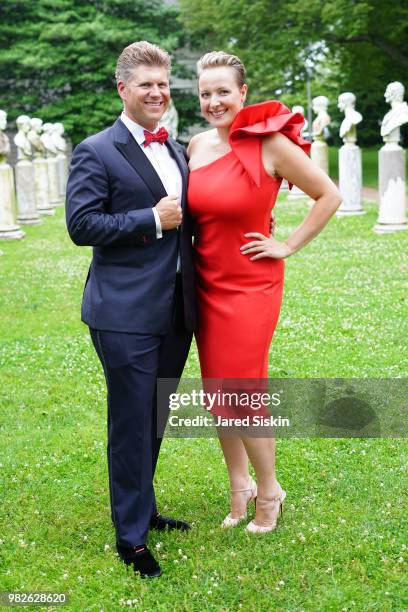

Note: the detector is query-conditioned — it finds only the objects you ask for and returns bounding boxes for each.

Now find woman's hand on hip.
[240,232,292,260]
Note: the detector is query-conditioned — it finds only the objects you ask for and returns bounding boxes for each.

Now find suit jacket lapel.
[113,119,167,203]
[165,138,189,209]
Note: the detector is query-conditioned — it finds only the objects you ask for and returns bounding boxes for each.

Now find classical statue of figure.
[159,99,179,139]
[28,118,46,157]
[312,96,330,139]
[338,92,363,144]
[52,122,67,153]
[14,115,32,160]
[292,105,308,133]
[0,110,11,162]
[381,81,408,143]
[41,122,58,156]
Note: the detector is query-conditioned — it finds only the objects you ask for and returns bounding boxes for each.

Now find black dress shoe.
[149,512,190,532]
[116,544,162,578]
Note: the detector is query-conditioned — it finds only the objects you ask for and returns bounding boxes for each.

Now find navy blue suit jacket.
[66,117,197,334]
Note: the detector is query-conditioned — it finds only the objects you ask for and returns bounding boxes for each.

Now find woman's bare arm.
[241,133,342,260]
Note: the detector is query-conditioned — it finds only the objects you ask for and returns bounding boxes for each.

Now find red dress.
[188,101,310,394]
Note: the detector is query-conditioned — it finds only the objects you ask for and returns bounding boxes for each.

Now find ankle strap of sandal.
[231,478,256,493]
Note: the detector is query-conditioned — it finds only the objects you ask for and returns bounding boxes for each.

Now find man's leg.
[90,328,161,548]
[151,275,193,477]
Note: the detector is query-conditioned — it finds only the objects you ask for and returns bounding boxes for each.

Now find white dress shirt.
[120,112,183,239]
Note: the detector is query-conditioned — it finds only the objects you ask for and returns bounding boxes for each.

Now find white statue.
[337,92,364,216]
[312,96,330,138]
[14,115,32,160]
[42,123,62,205]
[52,123,68,199]
[160,100,179,139]
[381,82,408,144]
[338,92,363,144]
[287,105,309,199]
[292,105,308,133]
[0,110,25,239]
[41,122,58,157]
[310,96,331,176]
[52,123,67,153]
[28,118,54,214]
[0,110,11,162]
[14,115,41,225]
[28,118,45,157]
[375,81,408,233]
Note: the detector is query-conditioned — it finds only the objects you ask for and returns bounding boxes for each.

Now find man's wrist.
[152,207,163,239]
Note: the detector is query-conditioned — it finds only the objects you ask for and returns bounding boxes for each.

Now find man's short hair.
[115,41,171,84]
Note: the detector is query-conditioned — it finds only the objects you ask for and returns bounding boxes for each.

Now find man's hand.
[155,195,182,231]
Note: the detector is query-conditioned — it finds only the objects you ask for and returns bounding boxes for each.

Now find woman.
[187,52,341,533]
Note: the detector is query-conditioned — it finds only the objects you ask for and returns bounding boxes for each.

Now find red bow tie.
[143,127,169,147]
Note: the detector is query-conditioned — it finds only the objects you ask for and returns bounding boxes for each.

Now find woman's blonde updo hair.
[197,51,246,87]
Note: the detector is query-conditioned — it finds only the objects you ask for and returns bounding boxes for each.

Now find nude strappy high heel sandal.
[221,478,258,528]
[245,484,286,533]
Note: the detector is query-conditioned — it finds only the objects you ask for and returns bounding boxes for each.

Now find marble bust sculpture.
[312,96,330,138]
[28,118,45,156]
[338,92,363,144]
[14,115,32,160]
[381,81,408,143]
[52,122,67,153]
[292,105,308,133]
[41,122,58,156]
[0,110,11,162]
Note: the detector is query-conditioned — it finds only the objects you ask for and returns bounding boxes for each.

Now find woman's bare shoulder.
[187,129,215,155]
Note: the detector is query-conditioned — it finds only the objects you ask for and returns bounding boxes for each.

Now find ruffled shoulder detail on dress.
[229,100,311,187]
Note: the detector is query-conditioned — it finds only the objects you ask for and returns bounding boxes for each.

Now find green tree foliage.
[0,0,197,144]
[179,0,407,145]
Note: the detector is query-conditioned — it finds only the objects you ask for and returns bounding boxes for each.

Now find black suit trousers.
[90,277,192,547]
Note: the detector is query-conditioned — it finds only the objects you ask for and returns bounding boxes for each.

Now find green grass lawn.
[0,204,407,611]
[329,147,408,193]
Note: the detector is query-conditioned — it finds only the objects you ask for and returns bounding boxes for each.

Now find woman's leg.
[241,436,283,526]
[217,434,253,518]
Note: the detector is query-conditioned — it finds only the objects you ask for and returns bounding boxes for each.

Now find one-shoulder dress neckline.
[188,100,310,181]
[189,150,234,174]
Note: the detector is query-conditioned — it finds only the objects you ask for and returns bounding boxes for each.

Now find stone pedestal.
[0,163,26,240]
[337,144,365,216]
[57,153,68,199]
[47,157,63,206]
[15,161,42,225]
[33,157,54,215]
[374,144,407,233]
[311,139,329,174]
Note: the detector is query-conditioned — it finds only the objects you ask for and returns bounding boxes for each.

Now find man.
[66,41,197,579]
